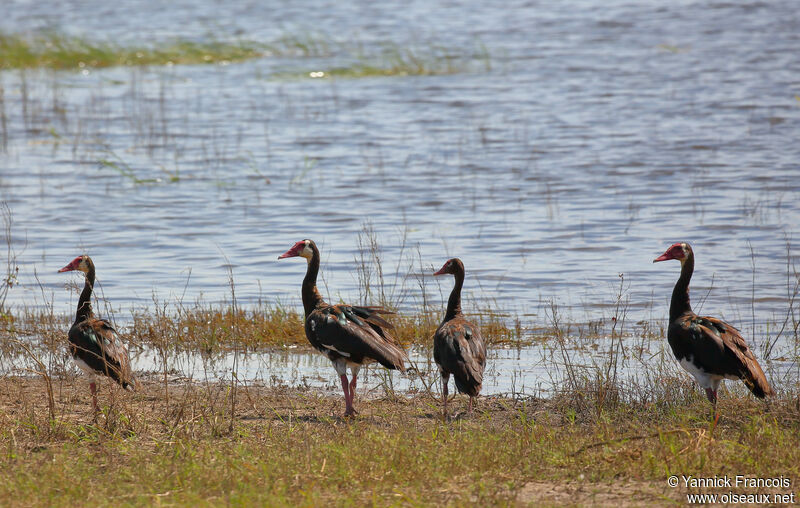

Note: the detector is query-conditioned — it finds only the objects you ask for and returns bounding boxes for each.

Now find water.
[129,345,561,397]
[5,336,796,398]
[0,0,798,388]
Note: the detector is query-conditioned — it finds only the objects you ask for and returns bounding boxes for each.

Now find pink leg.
[441,375,449,421]
[349,373,358,414]
[340,374,355,417]
[705,388,719,431]
[90,381,98,414]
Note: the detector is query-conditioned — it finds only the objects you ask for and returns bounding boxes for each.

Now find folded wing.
[69,317,136,390]
[434,319,486,397]
[306,304,406,371]
[676,314,773,398]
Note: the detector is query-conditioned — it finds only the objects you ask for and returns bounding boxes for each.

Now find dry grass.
[0,377,797,506]
[126,304,520,353]
[131,303,308,352]
[0,218,797,505]
[2,303,523,356]
[1,273,797,505]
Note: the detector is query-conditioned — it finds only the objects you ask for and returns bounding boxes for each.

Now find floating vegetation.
[270,32,333,58]
[98,158,159,185]
[0,31,493,79]
[0,32,266,70]
[656,43,690,53]
[282,43,492,79]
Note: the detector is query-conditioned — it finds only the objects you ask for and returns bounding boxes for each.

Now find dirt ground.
[0,374,699,506]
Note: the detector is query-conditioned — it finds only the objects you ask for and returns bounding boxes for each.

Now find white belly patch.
[73,356,100,376]
[679,357,715,388]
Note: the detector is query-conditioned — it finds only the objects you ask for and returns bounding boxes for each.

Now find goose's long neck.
[444,269,464,322]
[76,267,95,322]
[670,253,694,321]
[301,247,324,316]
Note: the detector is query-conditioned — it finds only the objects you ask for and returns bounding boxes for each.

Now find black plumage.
[68,317,135,389]
[432,258,486,418]
[279,239,406,416]
[306,304,406,370]
[654,242,773,423]
[59,255,135,411]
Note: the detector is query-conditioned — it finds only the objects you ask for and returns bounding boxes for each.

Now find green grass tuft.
[0,32,265,70]
[0,31,493,79]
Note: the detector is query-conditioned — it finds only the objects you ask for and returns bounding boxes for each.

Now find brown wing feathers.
[312,304,406,371]
[350,305,395,330]
[690,316,773,398]
[710,319,774,398]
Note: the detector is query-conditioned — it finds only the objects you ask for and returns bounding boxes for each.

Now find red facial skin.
[433,260,452,276]
[58,256,84,272]
[653,243,686,263]
[278,241,307,259]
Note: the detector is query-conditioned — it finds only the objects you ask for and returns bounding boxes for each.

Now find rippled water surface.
[1,0,799,368]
